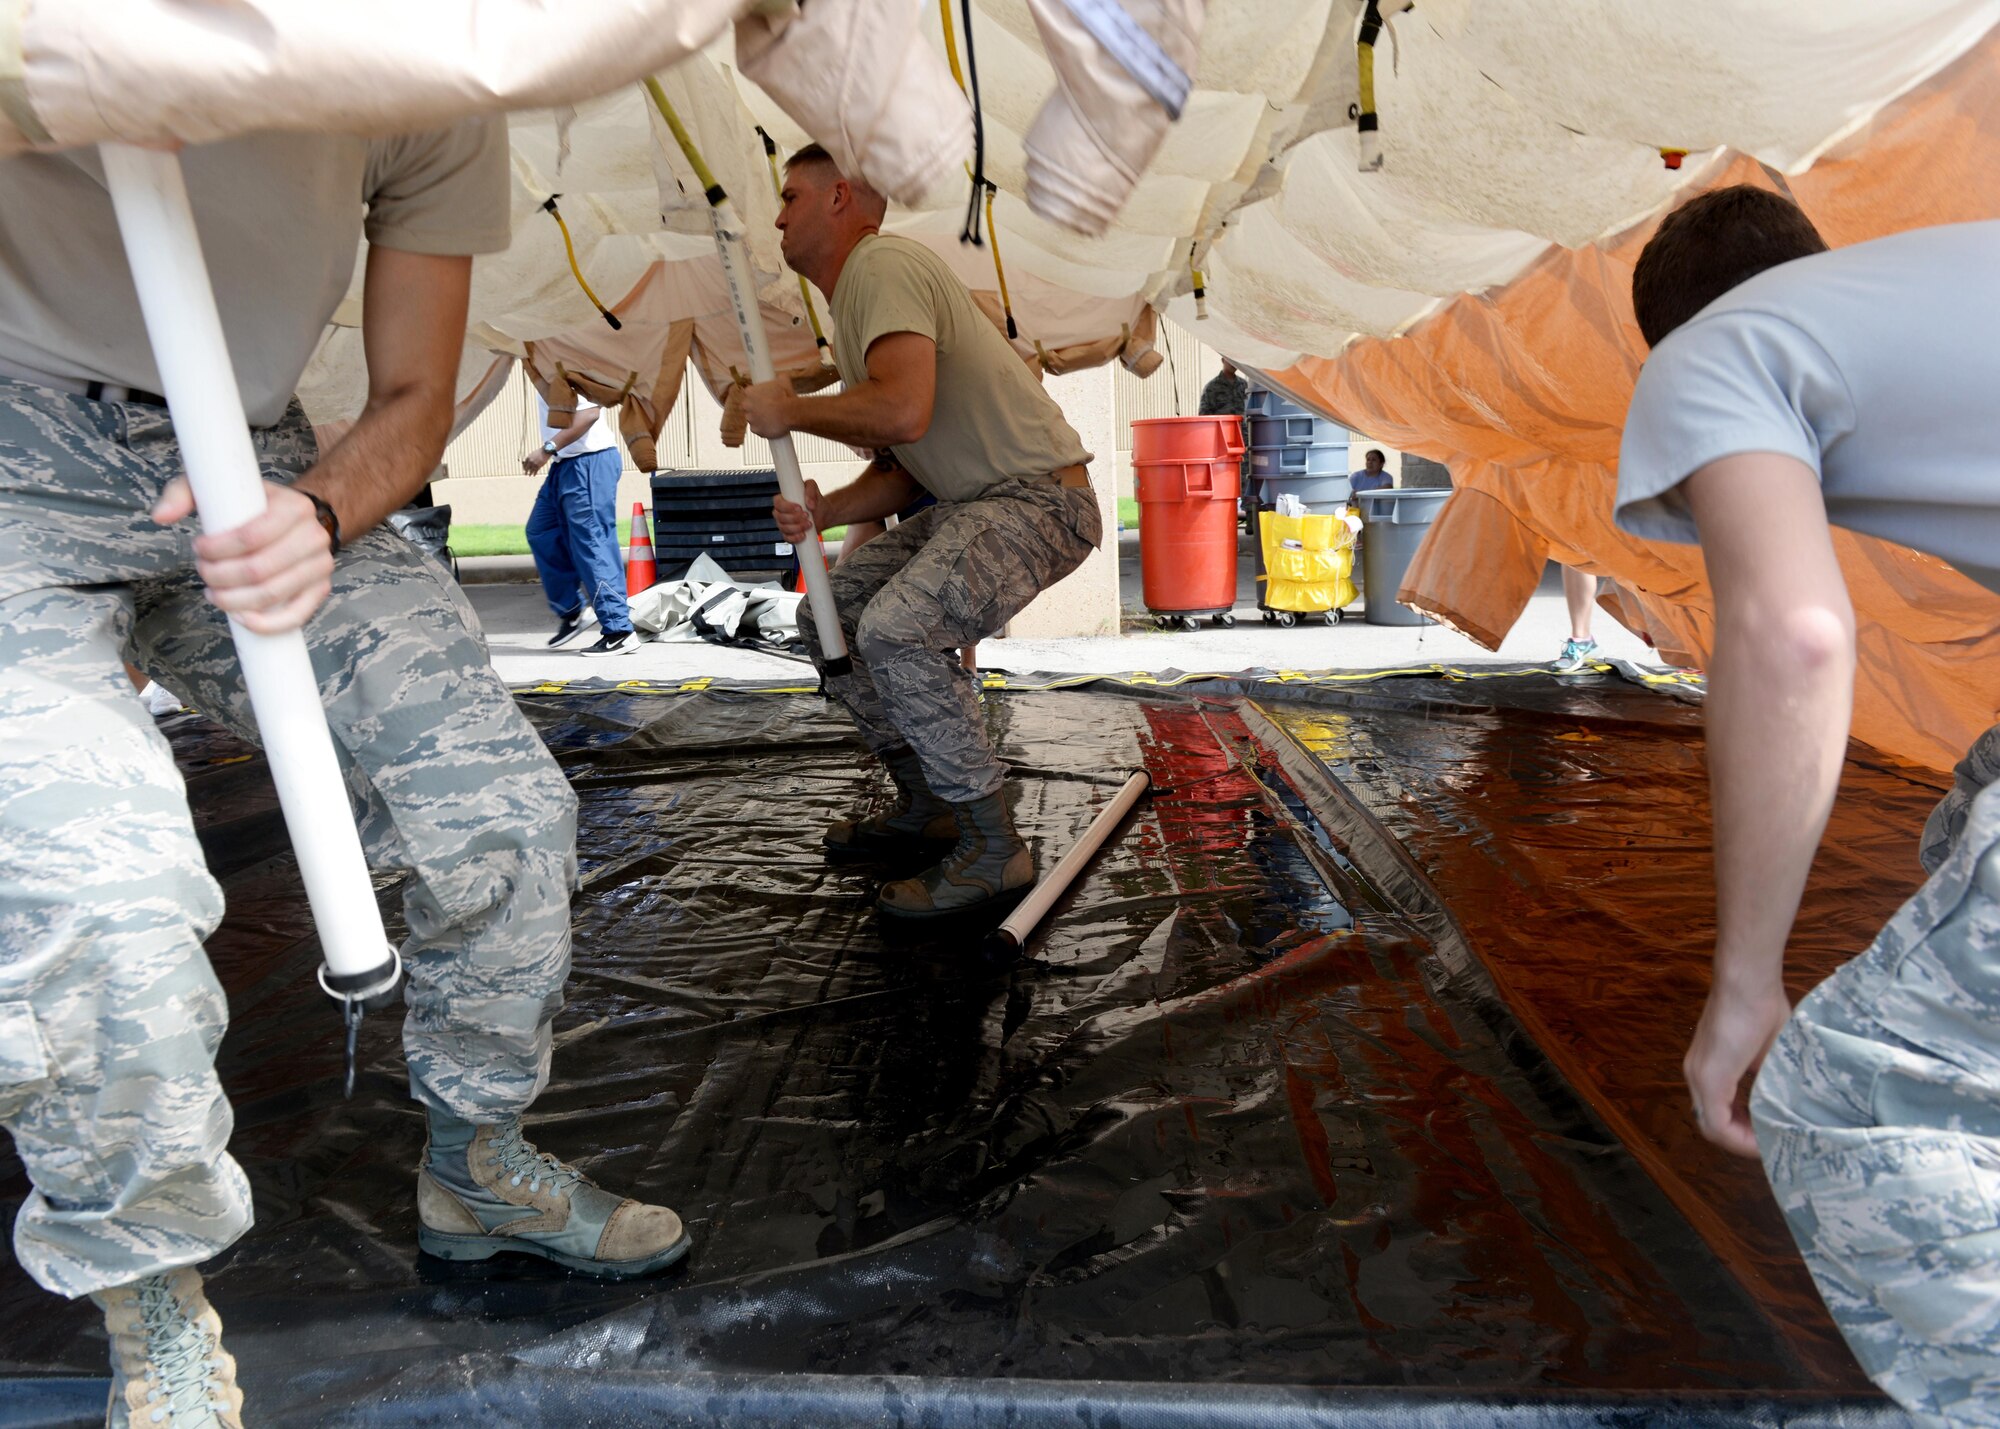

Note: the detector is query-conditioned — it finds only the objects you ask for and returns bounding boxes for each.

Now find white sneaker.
[580,630,640,657]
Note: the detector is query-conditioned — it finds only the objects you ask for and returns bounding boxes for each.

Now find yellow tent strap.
[938,0,969,92]
[643,79,724,199]
[755,125,834,366]
[540,197,622,331]
[983,184,1018,339]
[1356,0,1384,172]
[940,0,1014,326]
[1190,241,1208,321]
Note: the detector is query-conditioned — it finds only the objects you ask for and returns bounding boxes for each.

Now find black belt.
[85,380,168,407]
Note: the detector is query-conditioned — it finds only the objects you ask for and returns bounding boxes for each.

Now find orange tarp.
[1275,34,2000,773]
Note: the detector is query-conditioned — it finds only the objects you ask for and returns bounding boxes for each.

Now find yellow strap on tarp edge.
[511,664,1703,699]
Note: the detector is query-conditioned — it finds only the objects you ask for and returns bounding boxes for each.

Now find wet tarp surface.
[0,673,1930,1425]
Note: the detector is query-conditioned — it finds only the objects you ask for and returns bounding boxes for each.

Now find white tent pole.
[100,144,401,1020]
[642,78,850,676]
[707,197,850,675]
[989,771,1151,953]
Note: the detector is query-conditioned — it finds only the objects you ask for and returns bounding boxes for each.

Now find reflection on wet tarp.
[1259,685,1943,1389]
[0,674,1918,1424]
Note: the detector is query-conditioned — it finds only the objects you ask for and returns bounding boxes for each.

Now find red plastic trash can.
[1131,414,1246,465]
[1133,459,1242,632]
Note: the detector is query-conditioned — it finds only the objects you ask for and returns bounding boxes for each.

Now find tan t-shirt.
[0,121,511,428]
[829,234,1090,501]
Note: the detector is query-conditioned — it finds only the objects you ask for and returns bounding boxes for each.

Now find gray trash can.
[1357,488,1450,626]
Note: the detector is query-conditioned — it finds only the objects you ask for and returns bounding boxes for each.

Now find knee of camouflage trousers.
[1,590,253,1297]
[1753,872,2000,1424]
[397,758,580,1125]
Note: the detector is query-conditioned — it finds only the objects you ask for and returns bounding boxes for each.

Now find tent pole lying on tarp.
[643,79,851,677]
[101,144,400,1086]
[989,770,1150,953]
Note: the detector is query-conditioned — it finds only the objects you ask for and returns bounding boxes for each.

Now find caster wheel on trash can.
[1275,611,1297,629]
[1214,613,1236,629]
[1321,609,1342,627]
[1261,611,1276,625]
[1178,615,1202,632]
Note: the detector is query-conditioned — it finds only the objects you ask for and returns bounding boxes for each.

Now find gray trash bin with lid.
[1357,488,1450,626]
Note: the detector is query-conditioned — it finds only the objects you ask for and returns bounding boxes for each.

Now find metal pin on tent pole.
[100,144,401,1093]
[988,771,1151,953]
[642,79,851,677]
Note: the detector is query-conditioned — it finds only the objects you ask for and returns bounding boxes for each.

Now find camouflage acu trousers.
[1755,722,2000,1424]
[0,378,577,1297]
[801,475,1098,803]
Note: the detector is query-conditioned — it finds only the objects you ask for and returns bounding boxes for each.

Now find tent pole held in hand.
[101,144,399,1094]
[989,771,1151,953]
[642,78,850,676]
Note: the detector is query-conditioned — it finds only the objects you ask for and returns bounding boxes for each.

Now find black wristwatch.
[301,490,342,555]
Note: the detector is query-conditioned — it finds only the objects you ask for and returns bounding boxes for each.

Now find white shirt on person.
[536,393,618,460]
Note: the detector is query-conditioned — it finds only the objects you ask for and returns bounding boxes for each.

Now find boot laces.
[485,1125,586,1196]
[131,1276,226,1423]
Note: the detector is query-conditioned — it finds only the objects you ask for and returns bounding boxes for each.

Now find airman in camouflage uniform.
[799,473,1097,804]
[1754,729,2000,1425]
[1610,189,2000,1424]
[748,145,1102,920]
[2,125,687,1425]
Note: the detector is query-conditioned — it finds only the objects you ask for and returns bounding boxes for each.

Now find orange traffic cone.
[624,502,657,595]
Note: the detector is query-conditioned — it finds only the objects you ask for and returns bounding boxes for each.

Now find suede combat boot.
[824,745,957,861]
[876,790,1034,919]
[91,1267,244,1429]
[417,1113,690,1279]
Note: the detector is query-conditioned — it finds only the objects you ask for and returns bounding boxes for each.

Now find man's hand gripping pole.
[101,145,399,1096]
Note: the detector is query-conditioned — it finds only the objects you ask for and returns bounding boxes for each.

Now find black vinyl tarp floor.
[0,672,1927,1426]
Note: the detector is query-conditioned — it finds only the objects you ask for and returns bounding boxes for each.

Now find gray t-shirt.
[0,122,511,428]
[829,234,1090,502]
[1617,221,2000,593]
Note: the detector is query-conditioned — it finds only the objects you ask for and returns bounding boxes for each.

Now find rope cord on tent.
[940,0,1018,339]
[1355,0,1384,172]
[1190,241,1208,321]
[755,125,835,366]
[644,80,727,205]
[937,0,969,92]
[956,0,990,247]
[541,196,623,330]
[983,183,1018,339]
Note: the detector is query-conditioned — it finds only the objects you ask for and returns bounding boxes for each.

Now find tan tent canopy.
[18,1,2000,768]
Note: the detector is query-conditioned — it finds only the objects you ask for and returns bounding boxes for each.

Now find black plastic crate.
[651,469,792,580]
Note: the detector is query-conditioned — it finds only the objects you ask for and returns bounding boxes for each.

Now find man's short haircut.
[785,142,836,172]
[783,141,886,218]
[1366,448,1385,462]
[1631,185,1828,348]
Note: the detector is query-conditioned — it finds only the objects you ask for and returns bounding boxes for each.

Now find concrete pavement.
[472,528,1666,685]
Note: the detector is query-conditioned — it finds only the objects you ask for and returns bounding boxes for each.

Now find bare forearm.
[818,463,921,529]
[296,384,452,539]
[778,382,924,450]
[546,408,599,451]
[1705,611,1854,992]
